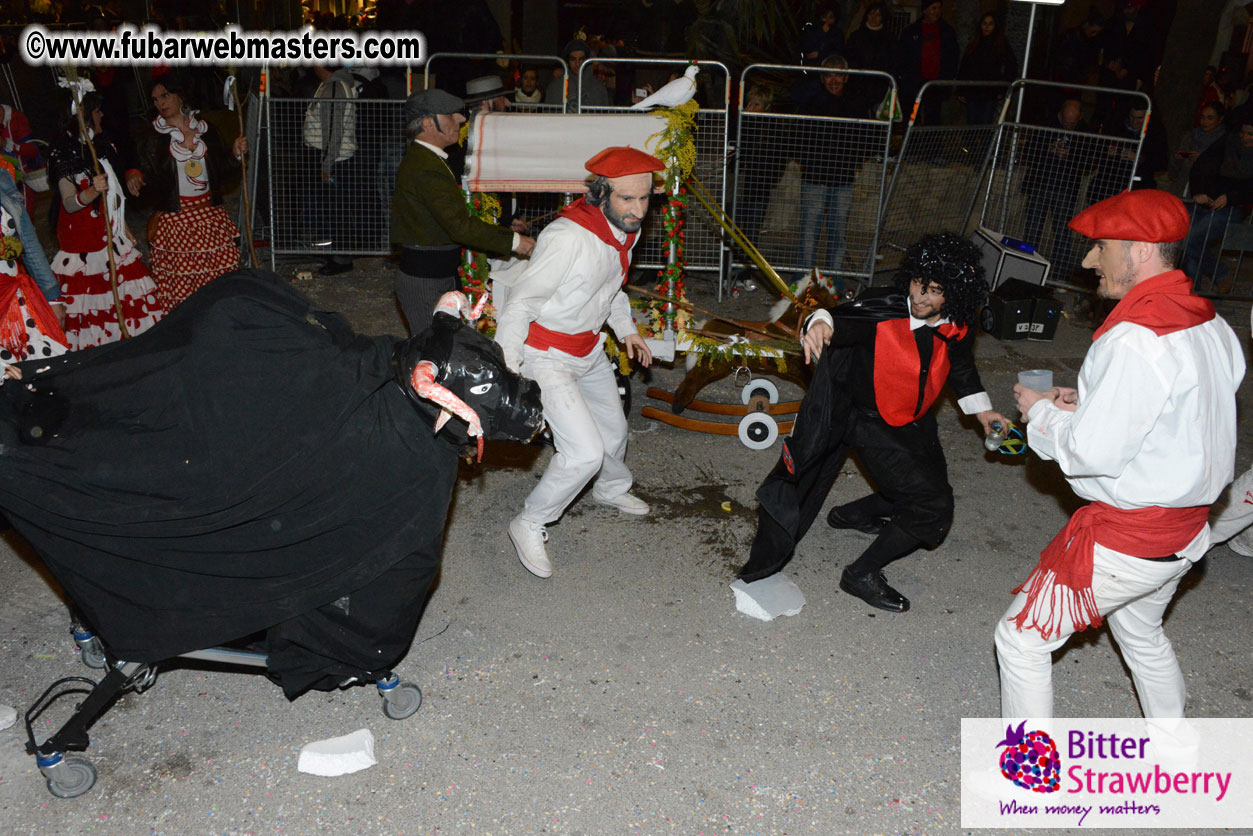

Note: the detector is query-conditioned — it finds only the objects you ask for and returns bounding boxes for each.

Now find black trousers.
[741,409,954,581]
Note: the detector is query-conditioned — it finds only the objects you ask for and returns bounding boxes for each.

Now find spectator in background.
[1086,103,1167,204]
[846,2,895,77]
[801,6,845,66]
[1051,10,1105,91]
[1021,100,1091,279]
[515,67,544,106]
[896,0,959,125]
[731,85,780,288]
[1100,0,1164,94]
[1170,102,1227,195]
[958,13,1017,125]
[546,39,610,112]
[304,64,362,276]
[1181,116,1253,289]
[792,55,859,275]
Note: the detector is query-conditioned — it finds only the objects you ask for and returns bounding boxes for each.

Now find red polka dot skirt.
[149,193,240,311]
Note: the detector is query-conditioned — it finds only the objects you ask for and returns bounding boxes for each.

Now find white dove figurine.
[630,64,699,110]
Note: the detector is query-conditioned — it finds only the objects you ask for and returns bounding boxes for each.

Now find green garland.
[457,192,502,335]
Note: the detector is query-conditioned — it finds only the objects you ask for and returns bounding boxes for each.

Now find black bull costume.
[0,270,542,698]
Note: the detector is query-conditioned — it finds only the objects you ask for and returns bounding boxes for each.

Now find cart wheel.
[80,637,106,670]
[740,379,779,405]
[737,412,779,450]
[45,756,97,799]
[380,682,423,720]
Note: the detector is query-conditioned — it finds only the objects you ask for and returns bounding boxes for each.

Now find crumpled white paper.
[730,573,806,621]
[297,729,377,777]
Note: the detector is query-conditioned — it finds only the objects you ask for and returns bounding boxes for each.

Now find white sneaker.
[509,516,552,578]
[593,492,650,515]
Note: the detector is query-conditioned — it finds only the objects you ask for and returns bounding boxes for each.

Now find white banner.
[961,718,1253,828]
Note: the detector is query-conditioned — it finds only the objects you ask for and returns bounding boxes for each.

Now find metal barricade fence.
[1182,200,1253,298]
[980,80,1150,287]
[578,58,731,288]
[265,97,406,259]
[878,80,1011,268]
[731,64,895,289]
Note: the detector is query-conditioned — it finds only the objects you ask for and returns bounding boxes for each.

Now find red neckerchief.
[1009,502,1208,640]
[1092,269,1214,341]
[558,197,636,285]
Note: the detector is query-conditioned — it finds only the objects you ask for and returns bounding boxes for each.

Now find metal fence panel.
[731,64,895,289]
[980,80,1151,286]
[877,81,1011,267]
[425,52,568,114]
[266,97,406,257]
[575,58,731,287]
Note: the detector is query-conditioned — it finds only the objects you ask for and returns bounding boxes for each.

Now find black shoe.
[839,568,910,612]
[319,259,353,276]
[827,506,887,535]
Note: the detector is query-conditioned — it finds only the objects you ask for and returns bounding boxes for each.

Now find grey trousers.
[395,272,458,336]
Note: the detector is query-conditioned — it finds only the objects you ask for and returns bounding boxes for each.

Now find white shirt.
[494,216,637,371]
[807,301,993,415]
[1027,317,1245,533]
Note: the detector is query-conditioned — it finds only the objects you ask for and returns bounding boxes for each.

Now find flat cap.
[585,146,666,178]
[1068,189,1190,243]
[402,88,465,122]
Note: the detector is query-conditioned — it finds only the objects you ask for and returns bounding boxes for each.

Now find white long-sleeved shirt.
[494,217,637,371]
[1027,317,1245,549]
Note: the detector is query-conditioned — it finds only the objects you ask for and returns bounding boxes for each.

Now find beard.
[602,201,643,234]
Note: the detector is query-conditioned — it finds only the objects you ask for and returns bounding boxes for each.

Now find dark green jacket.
[389,142,513,255]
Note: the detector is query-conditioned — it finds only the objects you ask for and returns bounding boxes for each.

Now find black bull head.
[392,311,545,449]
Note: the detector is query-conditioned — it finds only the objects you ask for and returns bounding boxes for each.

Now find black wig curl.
[892,232,987,328]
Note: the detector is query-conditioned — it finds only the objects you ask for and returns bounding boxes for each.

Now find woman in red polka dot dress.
[132,74,247,311]
[47,93,164,351]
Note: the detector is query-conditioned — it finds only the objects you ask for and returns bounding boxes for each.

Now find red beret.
[1068,189,1190,243]
[585,146,666,178]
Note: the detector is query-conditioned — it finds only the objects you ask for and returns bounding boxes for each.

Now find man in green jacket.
[390,89,535,334]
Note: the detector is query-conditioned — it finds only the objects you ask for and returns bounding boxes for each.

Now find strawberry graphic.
[995,721,1061,793]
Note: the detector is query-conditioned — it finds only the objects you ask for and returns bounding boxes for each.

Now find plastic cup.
[1018,369,1053,392]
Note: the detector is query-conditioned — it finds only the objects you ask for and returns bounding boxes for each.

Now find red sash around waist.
[525,321,599,356]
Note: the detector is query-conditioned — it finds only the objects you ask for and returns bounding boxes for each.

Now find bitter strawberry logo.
[996,721,1061,793]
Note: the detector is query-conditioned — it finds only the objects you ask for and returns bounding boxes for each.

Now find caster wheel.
[80,637,106,670]
[45,756,97,799]
[740,379,779,405]
[737,412,779,450]
[381,682,422,720]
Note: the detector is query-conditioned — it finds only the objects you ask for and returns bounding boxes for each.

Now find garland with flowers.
[457,191,503,334]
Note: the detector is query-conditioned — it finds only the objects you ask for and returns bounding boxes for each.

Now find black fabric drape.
[0,270,458,697]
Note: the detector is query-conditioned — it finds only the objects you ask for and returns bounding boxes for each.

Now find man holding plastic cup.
[996,189,1245,719]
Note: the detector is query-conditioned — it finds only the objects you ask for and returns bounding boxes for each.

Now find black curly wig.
[892,232,987,328]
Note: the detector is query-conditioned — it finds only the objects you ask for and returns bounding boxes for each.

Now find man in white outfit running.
[494,146,661,578]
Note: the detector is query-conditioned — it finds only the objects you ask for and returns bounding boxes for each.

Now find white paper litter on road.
[297,729,377,777]
[730,574,805,621]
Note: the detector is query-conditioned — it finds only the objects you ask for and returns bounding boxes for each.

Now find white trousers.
[519,342,632,525]
[994,545,1194,720]
[1209,461,1253,549]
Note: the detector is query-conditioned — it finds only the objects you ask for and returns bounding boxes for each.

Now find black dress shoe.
[839,568,910,612]
[827,506,888,535]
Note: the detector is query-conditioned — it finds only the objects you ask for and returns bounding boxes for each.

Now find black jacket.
[136,119,238,213]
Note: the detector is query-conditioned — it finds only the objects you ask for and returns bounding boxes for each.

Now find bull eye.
[470,383,493,395]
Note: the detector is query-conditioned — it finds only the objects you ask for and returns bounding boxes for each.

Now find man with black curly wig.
[739,232,1009,613]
